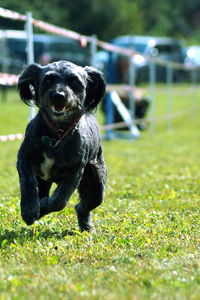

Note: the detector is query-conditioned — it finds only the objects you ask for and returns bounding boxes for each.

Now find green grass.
[0,85,199,300]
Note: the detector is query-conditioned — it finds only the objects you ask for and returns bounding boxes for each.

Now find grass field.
[0,85,199,300]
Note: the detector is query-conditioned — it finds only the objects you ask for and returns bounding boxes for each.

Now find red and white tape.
[0,133,24,142]
[0,7,25,21]
[0,7,137,56]
[0,7,197,73]
[97,40,137,56]
[32,19,90,45]
[0,73,18,86]
[0,104,198,143]
[0,7,89,46]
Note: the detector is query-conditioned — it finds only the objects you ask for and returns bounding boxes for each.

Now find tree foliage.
[0,0,200,42]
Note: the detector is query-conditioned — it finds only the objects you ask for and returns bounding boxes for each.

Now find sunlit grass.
[0,84,199,299]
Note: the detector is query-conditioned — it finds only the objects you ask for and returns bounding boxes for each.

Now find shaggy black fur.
[17,61,106,232]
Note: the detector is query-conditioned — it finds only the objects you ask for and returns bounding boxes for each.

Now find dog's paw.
[79,223,96,233]
[39,197,49,218]
[75,205,95,233]
[21,206,40,225]
[78,216,96,233]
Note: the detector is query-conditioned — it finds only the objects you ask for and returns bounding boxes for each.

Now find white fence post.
[191,67,198,116]
[26,12,36,120]
[128,56,140,138]
[2,31,8,74]
[90,35,97,67]
[149,60,156,135]
[166,62,173,131]
[128,56,136,119]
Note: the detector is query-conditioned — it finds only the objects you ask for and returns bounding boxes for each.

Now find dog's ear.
[84,66,106,111]
[18,63,42,106]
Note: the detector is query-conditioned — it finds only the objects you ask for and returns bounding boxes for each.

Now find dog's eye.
[68,75,84,90]
[43,74,59,85]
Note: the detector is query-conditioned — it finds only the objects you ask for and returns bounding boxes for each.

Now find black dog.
[17,61,106,232]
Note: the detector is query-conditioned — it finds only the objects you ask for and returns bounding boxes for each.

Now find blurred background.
[1,0,200,74]
[0,0,200,138]
[1,0,200,41]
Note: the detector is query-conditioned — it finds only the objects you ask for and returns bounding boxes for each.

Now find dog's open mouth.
[51,104,73,116]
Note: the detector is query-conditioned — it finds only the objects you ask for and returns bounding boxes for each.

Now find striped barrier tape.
[1,7,197,70]
[0,7,90,46]
[97,40,137,56]
[0,72,146,99]
[0,73,19,86]
[0,133,24,142]
[101,105,200,130]
[32,19,90,46]
[1,105,199,143]
[0,7,25,21]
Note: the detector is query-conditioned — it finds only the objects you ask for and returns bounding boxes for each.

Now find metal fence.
[0,7,199,141]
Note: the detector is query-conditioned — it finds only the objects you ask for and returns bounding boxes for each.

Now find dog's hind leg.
[76,152,106,232]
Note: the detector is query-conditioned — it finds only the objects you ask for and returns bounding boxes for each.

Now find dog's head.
[18,61,106,121]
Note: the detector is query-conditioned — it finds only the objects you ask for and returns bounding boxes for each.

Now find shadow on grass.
[0,227,77,248]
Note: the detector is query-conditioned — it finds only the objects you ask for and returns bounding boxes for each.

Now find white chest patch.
[40,153,55,181]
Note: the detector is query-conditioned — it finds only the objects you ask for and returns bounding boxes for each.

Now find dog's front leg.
[17,159,40,225]
[39,171,83,218]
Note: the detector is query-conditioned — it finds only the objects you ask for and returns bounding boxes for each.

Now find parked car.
[95,35,184,83]
[182,45,200,81]
[0,30,90,74]
[183,45,200,68]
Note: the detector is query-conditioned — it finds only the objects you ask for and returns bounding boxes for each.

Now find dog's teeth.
[52,106,65,113]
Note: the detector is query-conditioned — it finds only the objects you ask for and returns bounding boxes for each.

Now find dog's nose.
[52,92,65,102]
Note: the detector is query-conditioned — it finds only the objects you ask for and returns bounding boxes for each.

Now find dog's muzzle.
[50,91,73,116]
